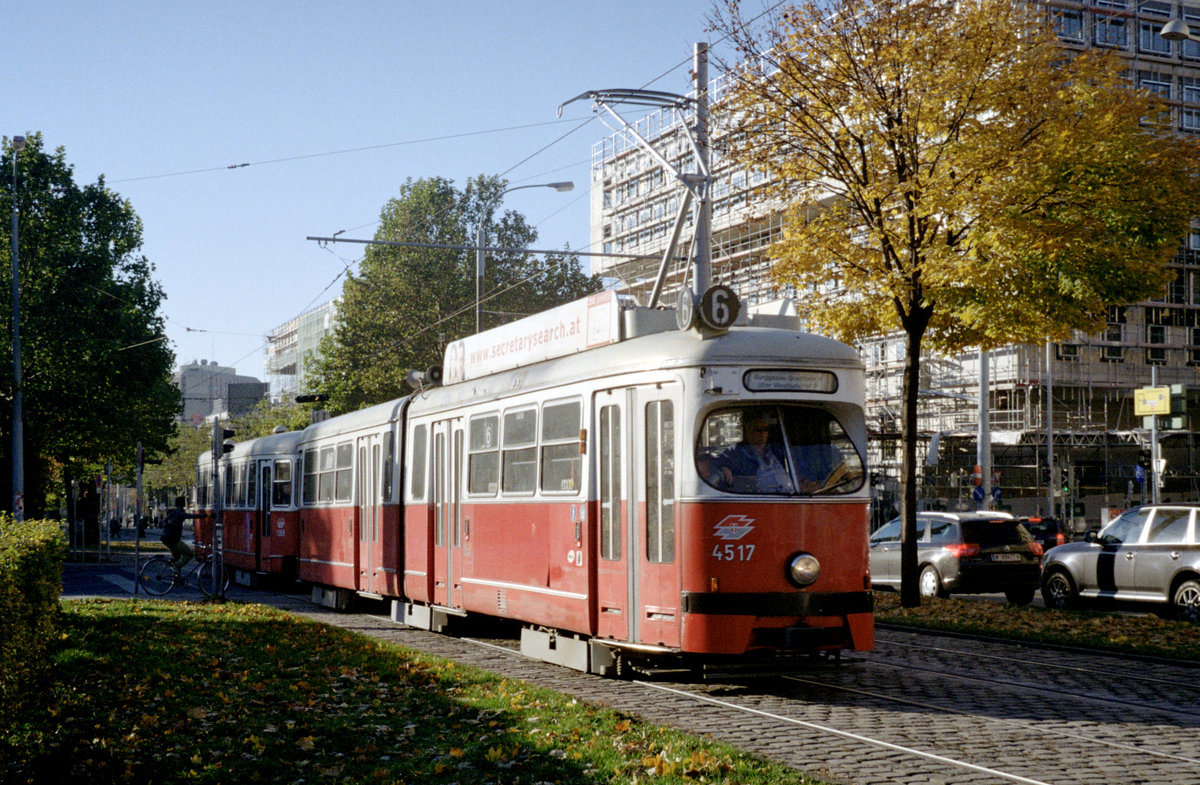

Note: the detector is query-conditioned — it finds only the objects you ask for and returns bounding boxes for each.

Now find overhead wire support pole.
[693,42,712,296]
[557,46,714,310]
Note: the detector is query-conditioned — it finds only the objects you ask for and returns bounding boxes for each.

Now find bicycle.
[138,548,230,597]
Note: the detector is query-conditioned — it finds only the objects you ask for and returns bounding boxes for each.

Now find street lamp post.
[10,135,25,521]
[1161,19,1199,42]
[475,181,574,333]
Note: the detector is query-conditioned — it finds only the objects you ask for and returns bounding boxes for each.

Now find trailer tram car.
[295,399,406,603]
[196,427,303,586]
[202,290,874,675]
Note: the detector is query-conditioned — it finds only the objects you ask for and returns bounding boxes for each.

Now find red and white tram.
[200,290,874,674]
[197,427,302,586]
[295,400,405,602]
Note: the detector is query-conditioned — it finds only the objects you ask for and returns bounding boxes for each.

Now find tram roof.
[202,427,305,464]
[416,324,863,411]
[297,397,409,445]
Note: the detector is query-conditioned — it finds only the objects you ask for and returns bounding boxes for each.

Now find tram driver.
[710,413,792,493]
[699,405,862,495]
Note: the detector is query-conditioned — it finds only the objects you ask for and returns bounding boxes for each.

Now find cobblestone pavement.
[62,556,1200,785]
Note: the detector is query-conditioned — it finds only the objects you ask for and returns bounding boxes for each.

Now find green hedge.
[0,516,66,716]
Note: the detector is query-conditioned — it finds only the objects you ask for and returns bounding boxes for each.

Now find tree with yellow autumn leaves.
[716,0,1200,605]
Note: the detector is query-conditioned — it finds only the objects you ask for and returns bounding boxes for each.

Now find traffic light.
[212,423,235,455]
[1061,466,1072,496]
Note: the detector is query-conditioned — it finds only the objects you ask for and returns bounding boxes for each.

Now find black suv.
[869,511,1044,604]
[1020,516,1065,554]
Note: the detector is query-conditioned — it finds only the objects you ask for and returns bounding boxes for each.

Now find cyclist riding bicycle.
[161,496,203,573]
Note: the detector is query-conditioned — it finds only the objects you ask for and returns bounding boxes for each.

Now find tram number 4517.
[712,543,756,562]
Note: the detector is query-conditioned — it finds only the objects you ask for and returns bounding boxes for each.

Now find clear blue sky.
[11,1,722,380]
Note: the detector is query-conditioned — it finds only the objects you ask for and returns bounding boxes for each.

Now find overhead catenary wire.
[166,32,738,383]
[109,118,591,184]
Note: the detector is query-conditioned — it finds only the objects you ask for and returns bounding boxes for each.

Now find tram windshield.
[696,405,865,496]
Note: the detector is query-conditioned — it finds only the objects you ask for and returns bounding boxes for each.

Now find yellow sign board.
[1134,386,1170,416]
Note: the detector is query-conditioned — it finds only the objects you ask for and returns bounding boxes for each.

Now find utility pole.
[693,42,712,298]
[10,134,25,520]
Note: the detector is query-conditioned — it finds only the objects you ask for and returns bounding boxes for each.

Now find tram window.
[196,467,208,508]
[247,461,258,507]
[303,448,319,504]
[410,426,427,500]
[599,404,621,561]
[502,408,537,494]
[467,415,499,495]
[540,400,582,494]
[317,446,336,503]
[698,405,865,496]
[646,400,675,564]
[382,431,395,502]
[335,443,353,501]
[227,463,237,507]
[273,460,293,507]
[239,463,247,506]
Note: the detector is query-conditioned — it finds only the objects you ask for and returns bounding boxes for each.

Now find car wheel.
[1041,568,1078,610]
[1172,579,1200,624]
[918,565,946,599]
[1004,587,1035,606]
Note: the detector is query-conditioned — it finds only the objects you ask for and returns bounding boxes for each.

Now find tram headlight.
[786,552,820,588]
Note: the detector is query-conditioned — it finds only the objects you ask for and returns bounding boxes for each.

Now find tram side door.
[258,463,272,571]
[431,420,464,608]
[356,435,383,594]
[594,390,630,642]
[633,385,682,648]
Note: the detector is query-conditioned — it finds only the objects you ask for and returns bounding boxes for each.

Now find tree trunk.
[899,324,925,608]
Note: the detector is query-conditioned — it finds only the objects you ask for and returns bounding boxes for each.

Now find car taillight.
[945,543,980,557]
[1030,542,1044,557]
[1055,533,1066,546]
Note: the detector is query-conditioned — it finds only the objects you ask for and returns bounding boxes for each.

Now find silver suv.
[869,511,1043,605]
[1040,504,1200,622]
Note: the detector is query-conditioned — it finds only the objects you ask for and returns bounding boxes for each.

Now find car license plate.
[991,553,1021,562]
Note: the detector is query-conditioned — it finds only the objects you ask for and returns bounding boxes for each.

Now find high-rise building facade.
[264,299,339,400]
[589,5,1200,522]
[174,360,266,424]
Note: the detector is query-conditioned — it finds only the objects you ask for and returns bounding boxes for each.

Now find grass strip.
[4,599,829,785]
[874,592,1200,661]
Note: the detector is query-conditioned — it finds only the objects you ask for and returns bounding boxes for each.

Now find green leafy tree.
[717,0,1200,605]
[1,134,179,518]
[308,175,599,413]
[229,399,314,440]
[141,422,211,502]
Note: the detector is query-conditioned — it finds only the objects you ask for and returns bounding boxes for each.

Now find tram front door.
[594,385,681,648]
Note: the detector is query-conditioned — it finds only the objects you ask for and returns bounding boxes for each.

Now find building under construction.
[586,7,1200,529]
